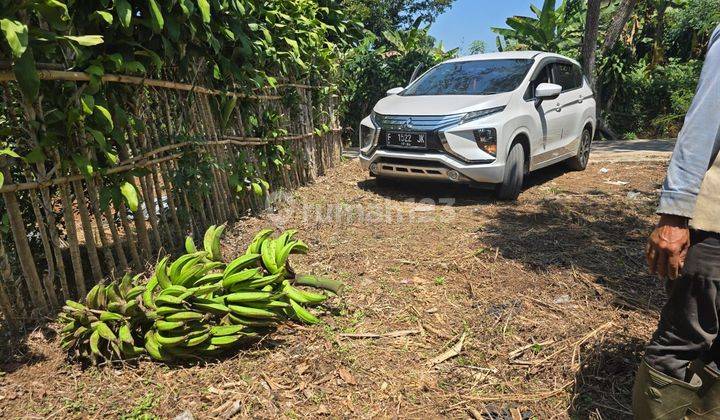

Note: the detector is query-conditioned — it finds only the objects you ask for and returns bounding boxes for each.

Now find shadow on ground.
[569,335,645,419]
[482,197,663,312]
[357,164,570,206]
[480,198,661,417]
[0,324,52,374]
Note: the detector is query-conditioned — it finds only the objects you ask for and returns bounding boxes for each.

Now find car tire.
[495,143,525,201]
[567,127,593,171]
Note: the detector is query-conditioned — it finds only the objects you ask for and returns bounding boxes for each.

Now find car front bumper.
[359,149,505,184]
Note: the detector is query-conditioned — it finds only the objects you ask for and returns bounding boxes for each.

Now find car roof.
[444,51,579,66]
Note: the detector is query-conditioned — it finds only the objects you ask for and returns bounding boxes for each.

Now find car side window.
[525,64,553,100]
[553,63,581,92]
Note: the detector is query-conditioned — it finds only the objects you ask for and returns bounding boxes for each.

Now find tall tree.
[581,0,602,88]
[342,0,455,35]
[601,0,639,56]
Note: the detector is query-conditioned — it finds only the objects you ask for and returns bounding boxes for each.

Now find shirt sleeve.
[658,26,720,218]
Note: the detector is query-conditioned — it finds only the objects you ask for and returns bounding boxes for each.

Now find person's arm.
[648,26,720,279]
[657,28,720,218]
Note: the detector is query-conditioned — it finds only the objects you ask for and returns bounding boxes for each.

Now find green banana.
[94,321,118,342]
[169,252,207,281]
[185,332,211,347]
[89,329,101,356]
[224,291,273,303]
[155,320,185,332]
[143,276,159,309]
[155,295,186,306]
[165,311,205,322]
[210,334,244,347]
[86,284,102,309]
[155,331,188,347]
[144,330,166,361]
[210,224,225,261]
[158,285,188,297]
[210,324,246,336]
[125,285,145,300]
[185,235,198,254]
[247,228,274,254]
[227,314,277,328]
[192,299,230,314]
[156,256,172,289]
[222,268,262,289]
[118,323,134,345]
[244,272,284,289]
[228,304,278,319]
[99,311,125,322]
[189,283,221,297]
[156,305,184,317]
[260,239,280,274]
[203,225,217,259]
[224,253,262,277]
[288,299,320,324]
[193,273,224,286]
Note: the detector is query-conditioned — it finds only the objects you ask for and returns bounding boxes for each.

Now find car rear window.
[401,59,534,96]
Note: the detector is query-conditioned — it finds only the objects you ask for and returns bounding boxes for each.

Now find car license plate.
[386,132,426,149]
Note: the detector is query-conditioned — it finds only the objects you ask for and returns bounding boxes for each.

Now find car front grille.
[374,114,464,132]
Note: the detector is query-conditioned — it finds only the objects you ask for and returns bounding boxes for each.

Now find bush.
[604,59,702,138]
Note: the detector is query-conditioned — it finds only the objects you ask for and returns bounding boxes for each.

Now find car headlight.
[359,121,377,151]
[473,128,497,156]
[460,106,506,125]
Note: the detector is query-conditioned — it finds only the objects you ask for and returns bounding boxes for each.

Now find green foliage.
[467,40,487,55]
[604,59,702,137]
[0,0,359,212]
[341,0,455,35]
[492,0,584,54]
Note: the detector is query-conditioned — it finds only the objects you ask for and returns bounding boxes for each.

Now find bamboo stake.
[1,166,48,313]
[0,237,20,329]
[118,203,141,269]
[24,178,60,309]
[72,179,103,280]
[85,178,118,276]
[37,175,71,301]
[58,174,87,297]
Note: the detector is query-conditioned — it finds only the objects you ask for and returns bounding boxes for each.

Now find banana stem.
[294,275,344,295]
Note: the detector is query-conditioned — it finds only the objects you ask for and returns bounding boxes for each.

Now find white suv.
[358,51,596,200]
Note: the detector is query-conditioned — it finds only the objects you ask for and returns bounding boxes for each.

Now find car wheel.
[567,128,592,171]
[495,143,525,201]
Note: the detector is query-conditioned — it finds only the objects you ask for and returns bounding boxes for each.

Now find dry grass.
[0,157,668,419]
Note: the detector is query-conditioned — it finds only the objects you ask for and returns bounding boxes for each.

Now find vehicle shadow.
[356,164,570,206]
[481,198,661,417]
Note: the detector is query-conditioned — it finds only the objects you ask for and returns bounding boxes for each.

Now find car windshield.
[401,59,534,96]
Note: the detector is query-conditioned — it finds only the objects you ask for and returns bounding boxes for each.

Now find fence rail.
[0,69,342,328]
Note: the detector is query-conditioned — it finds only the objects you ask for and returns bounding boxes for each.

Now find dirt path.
[0,156,669,419]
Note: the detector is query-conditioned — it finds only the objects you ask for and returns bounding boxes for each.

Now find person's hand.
[647,214,691,280]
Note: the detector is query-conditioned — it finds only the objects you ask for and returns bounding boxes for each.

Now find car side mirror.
[534,83,562,105]
[386,87,404,96]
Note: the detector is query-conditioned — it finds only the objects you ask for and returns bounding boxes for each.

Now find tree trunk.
[651,2,667,68]
[582,0,602,90]
[601,0,639,57]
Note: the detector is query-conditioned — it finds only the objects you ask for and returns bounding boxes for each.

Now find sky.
[428,0,542,54]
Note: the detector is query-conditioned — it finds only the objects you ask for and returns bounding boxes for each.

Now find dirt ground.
[0,155,669,419]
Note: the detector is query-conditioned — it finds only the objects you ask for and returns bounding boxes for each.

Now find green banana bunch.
[59,227,339,364]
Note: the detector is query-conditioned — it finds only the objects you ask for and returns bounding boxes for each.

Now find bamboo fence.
[0,69,342,328]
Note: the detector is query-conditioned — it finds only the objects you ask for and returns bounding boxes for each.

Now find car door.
[551,62,584,156]
[527,63,564,164]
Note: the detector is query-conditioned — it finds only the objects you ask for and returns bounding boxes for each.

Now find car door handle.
[577,95,583,104]
[555,102,562,112]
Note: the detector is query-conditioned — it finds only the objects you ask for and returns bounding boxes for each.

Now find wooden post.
[1,165,48,314]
